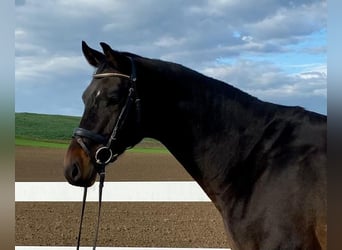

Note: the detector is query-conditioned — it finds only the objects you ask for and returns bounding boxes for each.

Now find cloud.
[16,0,326,59]
[15,55,87,82]
[202,59,326,94]
[245,2,326,41]
[154,36,187,48]
[201,58,326,113]
[15,0,327,115]
[15,0,26,6]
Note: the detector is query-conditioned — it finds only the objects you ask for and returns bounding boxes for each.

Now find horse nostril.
[71,163,81,181]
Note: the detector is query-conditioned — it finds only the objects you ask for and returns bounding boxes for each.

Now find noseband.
[73,57,141,172]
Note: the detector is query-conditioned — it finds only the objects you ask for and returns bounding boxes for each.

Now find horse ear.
[100,42,130,71]
[82,41,105,67]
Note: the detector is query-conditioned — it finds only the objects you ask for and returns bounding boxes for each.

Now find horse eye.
[107,95,119,105]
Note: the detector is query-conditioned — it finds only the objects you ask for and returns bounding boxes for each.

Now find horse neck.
[137,59,274,197]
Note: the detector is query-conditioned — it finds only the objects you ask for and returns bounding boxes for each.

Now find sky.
[15,0,327,116]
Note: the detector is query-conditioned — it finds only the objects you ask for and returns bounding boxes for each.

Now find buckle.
[95,146,113,165]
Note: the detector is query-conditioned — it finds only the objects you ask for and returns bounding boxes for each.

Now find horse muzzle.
[63,139,97,187]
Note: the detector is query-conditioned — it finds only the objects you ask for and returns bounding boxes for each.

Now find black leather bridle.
[73,56,141,173]
[73,57,141,250]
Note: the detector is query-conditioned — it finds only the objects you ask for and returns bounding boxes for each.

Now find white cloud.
[201,59,326,101]
[241,36,253,42]
[154,36,187,48]
[245,2,326,41]
[16,55,87,82]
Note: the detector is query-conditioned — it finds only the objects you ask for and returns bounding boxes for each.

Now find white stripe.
[15,247,230,250]
[93,72,130,79]
[15,182,211,202]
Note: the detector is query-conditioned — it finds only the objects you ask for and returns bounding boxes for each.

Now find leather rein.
[73,57,141,249]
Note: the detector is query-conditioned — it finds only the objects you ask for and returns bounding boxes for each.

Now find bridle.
[73,56,141,171]
[73,57,141,250]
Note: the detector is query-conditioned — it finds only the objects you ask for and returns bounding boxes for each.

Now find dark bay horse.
[64,41,327,250]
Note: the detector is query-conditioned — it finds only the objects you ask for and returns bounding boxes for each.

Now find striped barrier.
[15,181,211,202]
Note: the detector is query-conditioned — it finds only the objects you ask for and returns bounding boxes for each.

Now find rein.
[77,171,105,250]
[74,57,140,249]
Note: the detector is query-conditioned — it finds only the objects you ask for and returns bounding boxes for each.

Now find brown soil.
[15,146,229,248]
[15,146,192,181]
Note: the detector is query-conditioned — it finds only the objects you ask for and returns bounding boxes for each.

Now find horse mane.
[121,50,308,118]
[121,51,143,59]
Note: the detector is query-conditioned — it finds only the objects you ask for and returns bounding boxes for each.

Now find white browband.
[93,72,130,79]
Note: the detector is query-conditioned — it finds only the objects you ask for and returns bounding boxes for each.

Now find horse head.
[64,41,142,187]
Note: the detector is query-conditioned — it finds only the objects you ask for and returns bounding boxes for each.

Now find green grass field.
[15,112,80,142]
[15,112,167,152]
